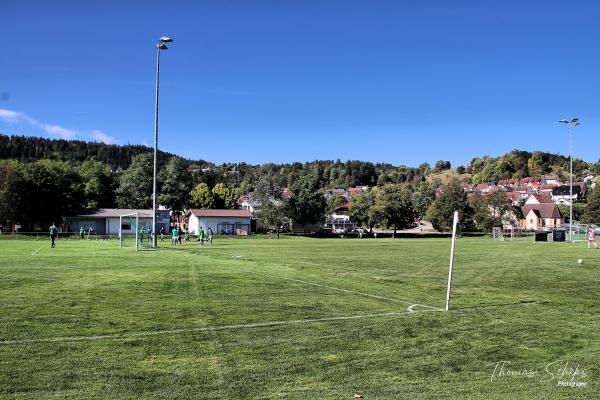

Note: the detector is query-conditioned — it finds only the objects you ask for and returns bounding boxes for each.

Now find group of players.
[169,226,213,245]
[47,223,215,248]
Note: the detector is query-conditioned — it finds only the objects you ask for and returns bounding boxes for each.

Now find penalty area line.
[281,277,442,311]
[31,247,43,256]
[0,309,442,346]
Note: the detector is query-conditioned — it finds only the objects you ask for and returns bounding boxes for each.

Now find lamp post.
[152,36,173,248]
[559,117,579,242]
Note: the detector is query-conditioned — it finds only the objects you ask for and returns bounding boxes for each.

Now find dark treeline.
[0,134,200,170]
[1,134,599,231]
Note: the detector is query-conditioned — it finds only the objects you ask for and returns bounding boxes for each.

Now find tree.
[374,184,416,237]
[79,160,116,208]
[582,188,600,223]
[158,157,193,212]
[15,160,84,229]
[288,174,326,234]
[426,181,475,232]
[115,153,153,209]
[470,190,514,232]
[412,181,436,219]
[189,183,214,209]
[0,160,28,227]
[212,183,237,209]
[253,178,289,238]
[326,194,346,214]
[349,189,378,232]
[558,203,585,223]
[434,160,451,173]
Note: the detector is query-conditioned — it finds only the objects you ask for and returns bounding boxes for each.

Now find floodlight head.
[573,122,580,126]
[571,118,579,123]
[559,119,568,124]
[160,37,173,43]
[157,42,168,50]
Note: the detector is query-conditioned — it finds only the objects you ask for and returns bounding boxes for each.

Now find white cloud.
[0,109,23,121]
[90,130,115,144]
[40,123,77,139]
[0,108,115,143]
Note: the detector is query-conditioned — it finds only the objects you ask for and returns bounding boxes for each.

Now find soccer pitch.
[0,236,599,399]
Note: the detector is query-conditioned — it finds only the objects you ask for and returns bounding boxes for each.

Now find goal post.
[119,213,139,251]
[492,227,505,241]
[570,224,591,243]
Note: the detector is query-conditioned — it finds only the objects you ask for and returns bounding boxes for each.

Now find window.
[122,223,131,230]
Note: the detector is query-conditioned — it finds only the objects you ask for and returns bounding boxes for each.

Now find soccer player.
[171,226,178,245]
[588,225,598,249]
[198,227,205,245]
[207,227,213,245]
[49,223,58,248]
[139,226,144,243]
[79,226,85,240]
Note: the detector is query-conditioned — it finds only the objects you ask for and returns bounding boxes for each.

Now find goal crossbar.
[119,213,139,251]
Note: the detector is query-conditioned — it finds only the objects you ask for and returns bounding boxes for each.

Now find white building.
[324,203,357,232]
[64,209,171,235]
[186,209,253,235]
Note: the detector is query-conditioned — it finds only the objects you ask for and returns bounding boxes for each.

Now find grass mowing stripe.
[281,276,442,309]
[0,309,442,345]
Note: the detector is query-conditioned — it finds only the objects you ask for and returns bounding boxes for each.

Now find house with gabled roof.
[552,184,584,205]
[324,203,357,232]
[186,209,253,236]
[519,194,563,231]
[64,208,170,235]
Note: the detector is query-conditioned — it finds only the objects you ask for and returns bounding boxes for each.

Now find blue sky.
[2,0,599,167]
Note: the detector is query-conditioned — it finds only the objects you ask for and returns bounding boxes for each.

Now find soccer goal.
[119,213,140,251]
[567,224,600,242]
[492,227,505,241]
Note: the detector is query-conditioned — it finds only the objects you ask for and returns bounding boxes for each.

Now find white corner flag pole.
[445,211,459,311]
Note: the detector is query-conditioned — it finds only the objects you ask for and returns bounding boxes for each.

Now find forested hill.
[1,134,598,188]
[0,134,198,170]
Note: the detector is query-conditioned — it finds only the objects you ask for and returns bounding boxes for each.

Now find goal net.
[492,227,505,241]
[570,224,599,243]
[118,213,153,251]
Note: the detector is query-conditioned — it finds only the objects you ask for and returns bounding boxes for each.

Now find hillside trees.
[426,182,475,232]
[115,153,153,209]
[349,189,378,232]
[326,194,347,214]
[374,184,416,237]
[253,178,289,237]
[0,160,28,227]
[288,174,326,234]
[582,187,600,223]
[412,181,436,219]
[158,157,193,212]
[189,183,214,209]
[470,190,514,232]
[212,183,237,209]
[79,160,116,208]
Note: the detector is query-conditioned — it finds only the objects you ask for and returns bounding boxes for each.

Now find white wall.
[188,215,251,235]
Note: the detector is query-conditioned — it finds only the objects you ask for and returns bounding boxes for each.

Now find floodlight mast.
[559,118,579,242]
[152,36,174,248]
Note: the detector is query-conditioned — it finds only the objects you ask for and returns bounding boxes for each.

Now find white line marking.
[407,303,441,312]
[31,247,42,256]
[0,310,442,345]
[281,277,442,311]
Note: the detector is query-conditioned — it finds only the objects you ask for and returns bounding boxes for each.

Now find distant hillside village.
[1,134,600,235]
[238,173,597,235]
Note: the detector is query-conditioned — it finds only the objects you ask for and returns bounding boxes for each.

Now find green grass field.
[0,235,599,399]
